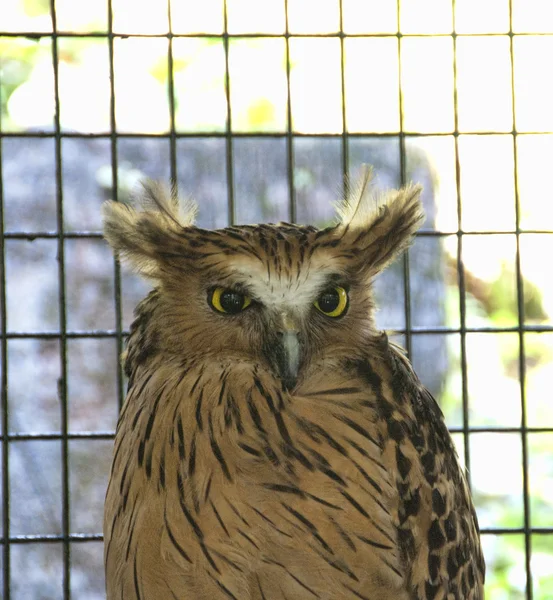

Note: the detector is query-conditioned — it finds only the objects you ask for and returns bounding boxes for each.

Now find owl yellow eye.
[209,287,252,314]
[314,286,348,318]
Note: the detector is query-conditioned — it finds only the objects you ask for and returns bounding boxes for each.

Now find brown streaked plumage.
[103,167,485,599]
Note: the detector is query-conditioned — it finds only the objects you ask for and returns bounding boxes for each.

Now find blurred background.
[1,0,553,598]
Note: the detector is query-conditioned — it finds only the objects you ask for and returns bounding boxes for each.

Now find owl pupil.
[318,290,340,313]
[220,291,244,314]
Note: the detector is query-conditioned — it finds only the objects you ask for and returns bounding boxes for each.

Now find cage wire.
[1,0,553,598]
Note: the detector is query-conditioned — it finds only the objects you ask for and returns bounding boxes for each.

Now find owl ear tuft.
[336,165,425,275]
[135,179,198,228]
[335,164,377,226]
[102,180,198,278]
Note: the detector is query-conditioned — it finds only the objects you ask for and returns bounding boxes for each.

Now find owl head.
[102,167,423,390]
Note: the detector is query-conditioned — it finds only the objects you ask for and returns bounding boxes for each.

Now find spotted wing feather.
[381,341,485,599]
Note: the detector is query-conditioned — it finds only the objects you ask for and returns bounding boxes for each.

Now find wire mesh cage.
[1,0,553,598]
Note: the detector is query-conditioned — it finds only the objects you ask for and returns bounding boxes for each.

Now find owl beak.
[274,313,301,391]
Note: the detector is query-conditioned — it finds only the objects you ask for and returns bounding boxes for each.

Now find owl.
[102,167,485,600]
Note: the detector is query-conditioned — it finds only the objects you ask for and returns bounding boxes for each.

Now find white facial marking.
[231,261,331,315]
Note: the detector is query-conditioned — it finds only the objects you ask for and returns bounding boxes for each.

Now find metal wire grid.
[0,0,553,597]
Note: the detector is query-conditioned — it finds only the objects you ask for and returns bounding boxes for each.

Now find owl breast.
[105,350,417,600]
